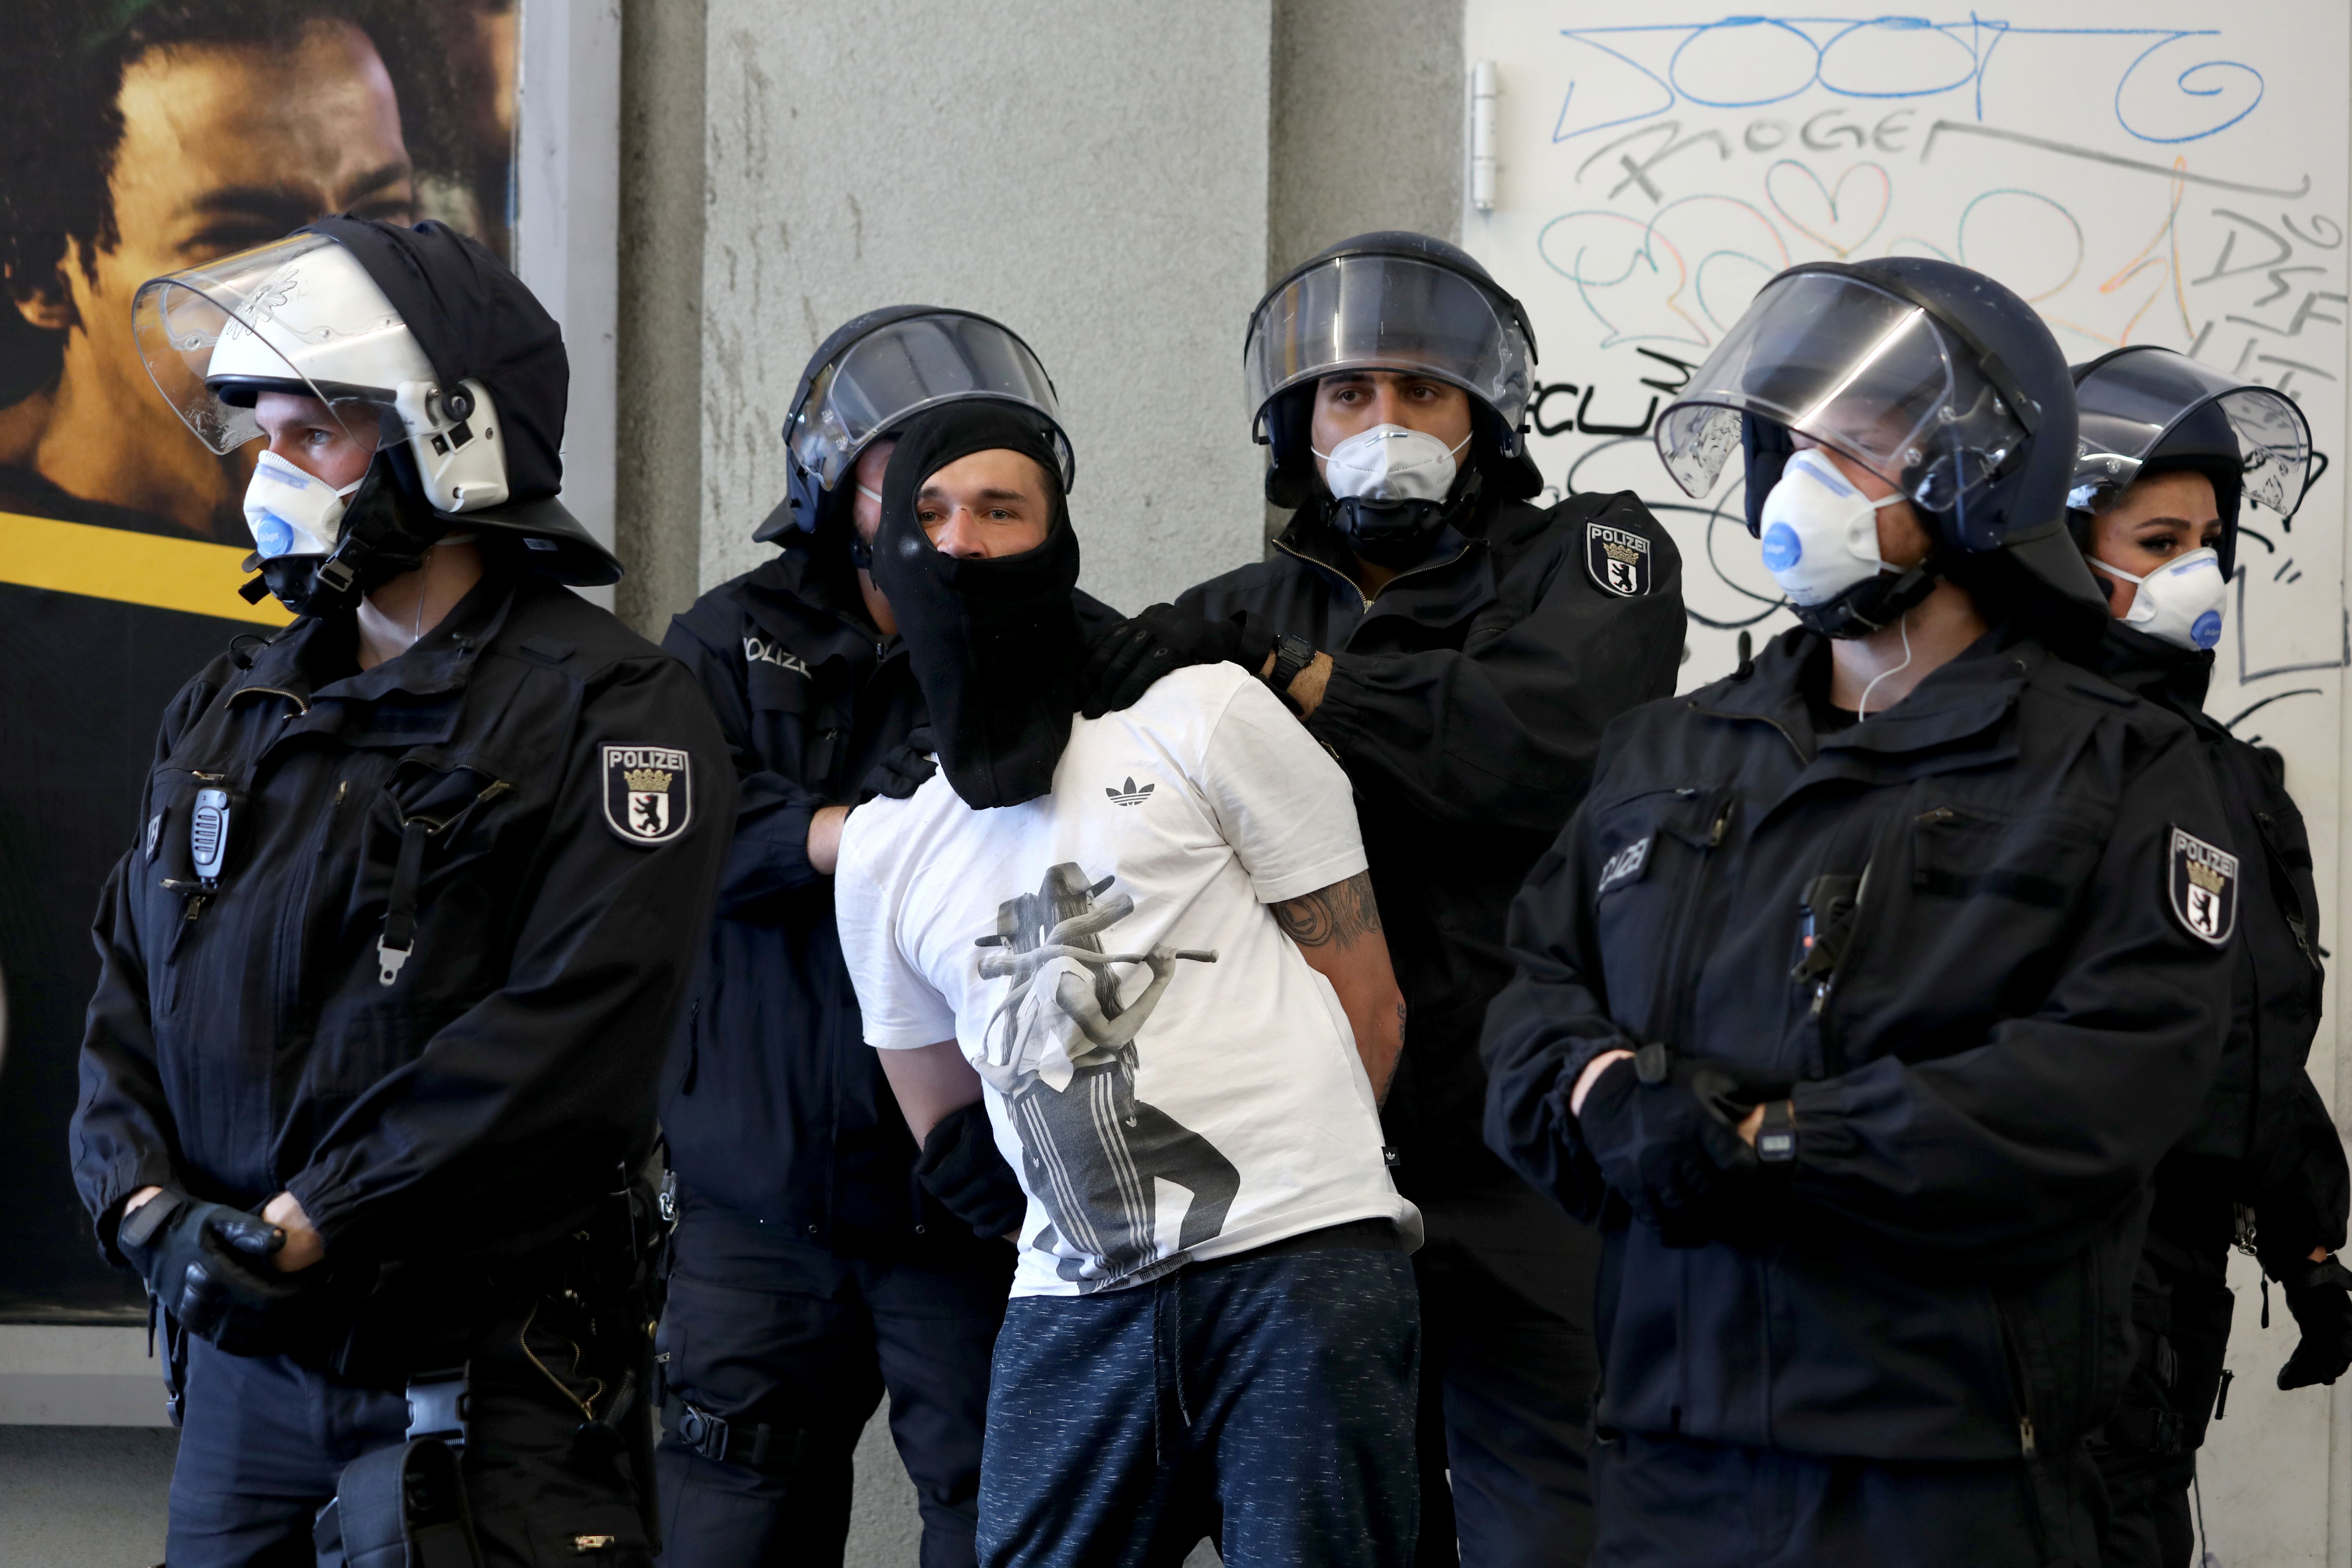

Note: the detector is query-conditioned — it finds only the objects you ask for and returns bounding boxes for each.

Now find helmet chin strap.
[251,446,451,618]
[1790,555,1941,640]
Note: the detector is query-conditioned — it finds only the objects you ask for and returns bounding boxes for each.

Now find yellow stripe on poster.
[0,509,290,627]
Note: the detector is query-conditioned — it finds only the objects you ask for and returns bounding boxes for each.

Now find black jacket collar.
[1691,624,2037,769]
[239,570,517,709]
[731,546,897,661]
[1273,500,1496,628]
[2080,621,2213,716]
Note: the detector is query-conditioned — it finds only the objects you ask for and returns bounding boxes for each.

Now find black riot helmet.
[1656,256,2102,641]
[754,306,1074,552]
[2066,345,2314,579]
[133,218,620,617]
[1245,231,1543,521]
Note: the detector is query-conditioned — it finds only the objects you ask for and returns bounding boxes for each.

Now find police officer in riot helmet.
[72,218,732,1566]
[1484,258,2238,1564]
[2062,345,2352,1568]
[1079,231,1687,1566]
[657,308,1099,1567]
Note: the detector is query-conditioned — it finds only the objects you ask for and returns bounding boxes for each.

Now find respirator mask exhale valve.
[2092,548,2228,651]
[1758,449,1937,639]
[1316,424,1471,568]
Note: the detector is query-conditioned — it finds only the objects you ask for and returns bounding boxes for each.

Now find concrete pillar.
[614,0,709,639]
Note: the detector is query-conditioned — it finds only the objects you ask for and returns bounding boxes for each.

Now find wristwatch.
[1265,633,1316,714]
[1755,1099,1797,1164]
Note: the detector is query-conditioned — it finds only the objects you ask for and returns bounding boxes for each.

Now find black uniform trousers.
[1409,1180,1601,1568]
[656,1198,1012,1567]
[167,1293,653,1567]
[2093,1237,2236,1568]
[1590,1430,2107,1567]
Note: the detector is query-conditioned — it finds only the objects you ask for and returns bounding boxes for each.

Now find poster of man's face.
[0,0,521,1317]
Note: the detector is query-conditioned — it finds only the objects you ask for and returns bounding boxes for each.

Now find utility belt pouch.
[316,1438,481,1568]
[316,1365,480,1568]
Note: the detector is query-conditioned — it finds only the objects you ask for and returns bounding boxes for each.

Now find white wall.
[695,1,1276,616]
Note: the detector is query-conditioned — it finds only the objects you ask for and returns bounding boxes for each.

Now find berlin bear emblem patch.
[2167,827,2238,946]
[1586,522,1652,597]
[603,744,693,846]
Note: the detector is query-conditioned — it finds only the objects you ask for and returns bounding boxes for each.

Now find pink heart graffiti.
[1764,161,1891,259]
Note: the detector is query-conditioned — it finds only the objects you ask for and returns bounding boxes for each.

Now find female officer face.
[2082,470,2222,620]
[252,390,376,489]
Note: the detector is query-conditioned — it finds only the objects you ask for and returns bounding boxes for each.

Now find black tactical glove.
[1576,1045,1788,1247]
[915,1100,1028,1240]
[1078,606,1276,719]
[116,1188,304,1346]
[861,724,937,802]
[2277,1256,2352,1389]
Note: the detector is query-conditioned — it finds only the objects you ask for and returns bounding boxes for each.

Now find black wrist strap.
[1265,633,1315,714]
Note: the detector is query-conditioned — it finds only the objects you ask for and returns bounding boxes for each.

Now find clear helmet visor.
[1655,271,2029,516]
[1244,253,1534,429]
[786,313,1072,494]
[132,231,427,455]
[2069,349,2314,520]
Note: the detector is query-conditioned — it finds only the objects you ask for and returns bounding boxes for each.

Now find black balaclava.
[872,401,1084,810]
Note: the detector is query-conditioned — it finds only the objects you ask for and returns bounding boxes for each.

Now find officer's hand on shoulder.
[861,723,938,803]
[1078,606,1275,718]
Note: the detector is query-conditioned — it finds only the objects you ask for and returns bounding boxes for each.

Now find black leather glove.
[1576,1045,1787,1247]
[2277,1256,2352,1389]
[116,1188,303,1345]
[1078,606,1276,719]
[915,1100,1028,1240]
[861,724,937,802]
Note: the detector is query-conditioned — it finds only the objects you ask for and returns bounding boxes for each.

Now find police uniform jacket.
[72,570,732,1325]
[661,547,1118,1253]
[1178,489,1685,1192]
[2086,623,2347,1274]
[1483,625,2235,1461]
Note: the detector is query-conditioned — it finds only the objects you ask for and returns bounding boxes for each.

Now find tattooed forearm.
[1273,872,1384,948]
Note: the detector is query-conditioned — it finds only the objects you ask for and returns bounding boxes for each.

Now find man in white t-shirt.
[834,400,1421,1566]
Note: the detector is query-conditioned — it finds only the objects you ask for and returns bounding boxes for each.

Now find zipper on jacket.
[374,776,509,988]
[1270,537,1471,615]
[1645,795,1733,1042]
[1994,1297,2039,1458]
[2254,811,2324,972]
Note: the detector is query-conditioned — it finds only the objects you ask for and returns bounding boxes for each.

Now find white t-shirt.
[837,662,1418,1297]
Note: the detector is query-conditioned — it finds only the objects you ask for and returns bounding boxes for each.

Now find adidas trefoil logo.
[1105,776,1155,807]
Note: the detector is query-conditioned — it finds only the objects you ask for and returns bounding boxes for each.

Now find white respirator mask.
[1315,424,1470,504]
[243,449,364,560]
[2091,548,2227,651]
[1757,449,1909,607]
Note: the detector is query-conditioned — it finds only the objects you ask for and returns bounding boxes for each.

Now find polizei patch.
[1586,522,1652,597]
[1596,834,1652,895]
[603,744,693,846]
[2167,827,2238,946]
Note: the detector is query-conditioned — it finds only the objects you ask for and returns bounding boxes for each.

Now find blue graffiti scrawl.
[1462,1,2347,752]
